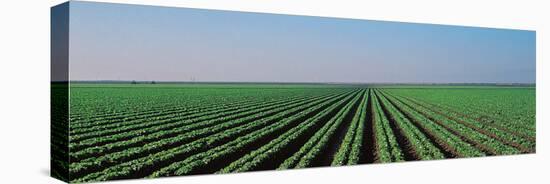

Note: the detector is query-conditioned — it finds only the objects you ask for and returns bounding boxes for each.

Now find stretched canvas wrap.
[51,1,536,183]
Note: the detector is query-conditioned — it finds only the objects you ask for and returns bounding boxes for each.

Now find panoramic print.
[51,1,536,183]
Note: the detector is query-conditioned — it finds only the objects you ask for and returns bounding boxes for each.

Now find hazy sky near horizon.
[65,1,536,83]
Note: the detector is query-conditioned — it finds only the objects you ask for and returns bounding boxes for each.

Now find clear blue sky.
[65,1,536,83]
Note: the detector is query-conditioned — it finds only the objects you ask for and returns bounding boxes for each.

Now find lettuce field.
[52,84,536,182]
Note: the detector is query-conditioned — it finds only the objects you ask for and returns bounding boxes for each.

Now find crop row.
[70,90,349,170]
[72,90,358,182]
[383,90,533,154]
[70,92,323,146]
[331,89,370,165]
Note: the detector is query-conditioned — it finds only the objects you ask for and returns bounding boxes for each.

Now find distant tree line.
[131,80,156,84]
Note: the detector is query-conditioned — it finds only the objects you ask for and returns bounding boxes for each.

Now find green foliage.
[332,89,369,166]
[65,84,536,182]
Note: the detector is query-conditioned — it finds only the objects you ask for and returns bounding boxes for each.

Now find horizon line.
[56,80,536,86]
